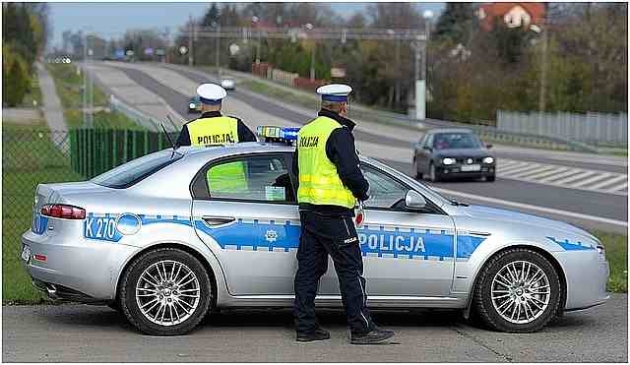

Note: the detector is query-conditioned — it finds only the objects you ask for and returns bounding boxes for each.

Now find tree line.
[3,3,50,107]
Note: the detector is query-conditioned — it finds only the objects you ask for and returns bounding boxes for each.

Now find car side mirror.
[423,145,432,152]
[405,190,427,211]
[485,143,493,149]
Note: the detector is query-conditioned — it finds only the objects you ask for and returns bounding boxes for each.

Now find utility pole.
[538,4,549,112]
[310,43,316,81]
[188,15,194,66]
[215,24,221,76]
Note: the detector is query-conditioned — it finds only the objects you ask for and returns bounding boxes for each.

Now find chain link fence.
[2,126,177,301]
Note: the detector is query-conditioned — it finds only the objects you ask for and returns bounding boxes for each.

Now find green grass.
[19,71,43,108]
[2,122,84,304]
[595,231,628,293]
[46,63,143,130]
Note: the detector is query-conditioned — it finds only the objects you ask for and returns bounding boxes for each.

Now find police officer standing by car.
[176,83,256,147]
[292,84,395,345]
[176,83,256,193]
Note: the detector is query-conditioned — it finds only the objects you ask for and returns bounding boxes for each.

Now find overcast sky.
[49,2,445,49]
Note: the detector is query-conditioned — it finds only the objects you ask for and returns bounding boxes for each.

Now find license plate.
[21,245,31,262]
[461,164,481,172]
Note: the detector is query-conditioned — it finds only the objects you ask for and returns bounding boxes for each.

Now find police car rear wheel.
[472,248,561,333]
[120,248,212,336]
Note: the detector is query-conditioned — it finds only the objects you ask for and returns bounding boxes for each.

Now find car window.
[425,134,434,148]
[203,155,295,203]
[433,133,481,150]
[361,165,409,209]
[92,150,184,189]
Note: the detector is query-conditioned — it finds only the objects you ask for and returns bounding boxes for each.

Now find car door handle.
[202,216,236,226]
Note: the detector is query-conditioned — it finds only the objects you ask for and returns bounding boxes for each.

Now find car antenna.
[161,122,178,158]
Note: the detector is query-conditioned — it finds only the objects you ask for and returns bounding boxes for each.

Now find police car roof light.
[256,126,300,143]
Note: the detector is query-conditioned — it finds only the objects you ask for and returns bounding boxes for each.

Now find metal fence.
[497,110,628,147]
[109,95,179,132]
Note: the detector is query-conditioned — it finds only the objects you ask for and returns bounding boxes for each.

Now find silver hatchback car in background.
[21,141,609,335]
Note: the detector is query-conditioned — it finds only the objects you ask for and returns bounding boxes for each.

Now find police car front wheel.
[472,248,562,333]
[119,247,212,336]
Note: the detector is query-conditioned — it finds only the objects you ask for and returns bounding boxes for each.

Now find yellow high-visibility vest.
[188,116,247,193]
[297,116,356,209]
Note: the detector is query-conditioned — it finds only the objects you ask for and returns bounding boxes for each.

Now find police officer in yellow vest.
[176,83,256,193]
[292,84,395,345]
[176,83,256,146]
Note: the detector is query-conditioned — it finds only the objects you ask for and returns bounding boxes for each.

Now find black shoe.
[350,328,395,345]
[296,327,331,342]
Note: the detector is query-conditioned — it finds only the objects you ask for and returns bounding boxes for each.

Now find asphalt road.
[2,294,626,362]
[90,62,627,233]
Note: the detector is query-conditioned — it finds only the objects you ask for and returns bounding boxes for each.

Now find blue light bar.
[257,126,300,142]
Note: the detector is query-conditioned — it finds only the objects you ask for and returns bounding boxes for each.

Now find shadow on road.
[36,305,595,334]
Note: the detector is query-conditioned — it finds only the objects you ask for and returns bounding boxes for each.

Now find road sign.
[155,49,165,56]
[144,47,154,55]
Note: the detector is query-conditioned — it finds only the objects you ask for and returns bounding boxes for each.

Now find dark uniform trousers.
[293,210,375,335]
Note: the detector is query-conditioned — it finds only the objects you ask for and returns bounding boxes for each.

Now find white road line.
[538,168,583,183]
[551,171,595,185]
[497,162,534,174]
[524,166,571,180]
[507,165,559,179]
[609,181,628,192]
[590,175,628,190]
[499,163,545,177]
[432,187,628,228]
[571,172,614,188]
[497,160,523,169]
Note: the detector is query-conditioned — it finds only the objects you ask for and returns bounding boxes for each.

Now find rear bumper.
[21,230,137,301]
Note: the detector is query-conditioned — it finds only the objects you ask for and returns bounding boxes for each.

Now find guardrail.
[109,95,179,132]
[498,110,628,147]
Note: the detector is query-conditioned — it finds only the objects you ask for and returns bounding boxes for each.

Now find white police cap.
[316,84,352,102]
[197,83,227,105]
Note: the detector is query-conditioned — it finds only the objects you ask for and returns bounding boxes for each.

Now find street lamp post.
[252,16,261,64]
[415,10,433,121]
[305,23,315,81]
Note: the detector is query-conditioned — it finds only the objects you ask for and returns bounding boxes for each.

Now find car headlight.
[442,158,456,165]
[189,103,196,109]
[483,156,494,164]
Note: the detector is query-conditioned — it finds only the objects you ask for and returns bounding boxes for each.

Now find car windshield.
[92,150,184,189]
[433,133,481,150]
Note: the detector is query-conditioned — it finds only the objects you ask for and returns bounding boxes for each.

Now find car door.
[317,162,456,297]
[191,152,300,295]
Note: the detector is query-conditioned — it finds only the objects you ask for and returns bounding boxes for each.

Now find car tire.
[120,247,212,336]
[472,248,562,333]
[486,174,496,182]
[428,162,440,182]
[412,158,423,180]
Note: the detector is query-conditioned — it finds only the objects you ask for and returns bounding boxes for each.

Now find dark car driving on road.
[412,128,496,182]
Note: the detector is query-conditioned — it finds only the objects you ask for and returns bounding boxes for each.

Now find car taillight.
[41,204,86,220]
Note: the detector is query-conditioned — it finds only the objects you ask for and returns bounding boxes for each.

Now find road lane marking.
[538,168,583,183]
[432,187,628,228]
[524,166,571,180]
[590,175,628,190]
[552,171,597,185]
[609,181,628,192]
[571,173,613,188]
[507,165,558,179]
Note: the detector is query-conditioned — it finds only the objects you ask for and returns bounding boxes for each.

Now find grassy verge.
[46,63,143,130]
[2,121,85,304]
[19,70,43,108]
[595,231,628,293]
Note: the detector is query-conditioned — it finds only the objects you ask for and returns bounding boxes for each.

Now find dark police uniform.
[292,109,375,337]
[176,111,256,147]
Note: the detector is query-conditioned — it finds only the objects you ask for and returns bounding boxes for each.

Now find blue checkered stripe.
[194,218,487,261]
[546,236,595,251]
[84,213,192,242]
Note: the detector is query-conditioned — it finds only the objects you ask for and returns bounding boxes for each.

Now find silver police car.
[21,137,609,336]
